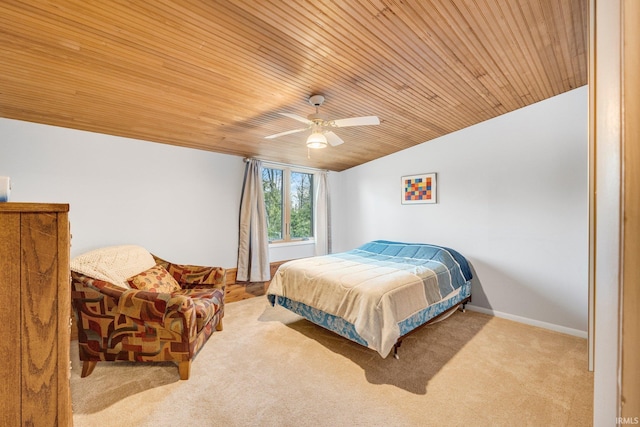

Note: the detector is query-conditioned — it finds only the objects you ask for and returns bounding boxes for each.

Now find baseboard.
[466,304,588,339]
[225,267,237,285]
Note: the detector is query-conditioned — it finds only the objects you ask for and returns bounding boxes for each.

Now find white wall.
[332,87,589,334]
[0,118,339,268]
[0,118,245,268]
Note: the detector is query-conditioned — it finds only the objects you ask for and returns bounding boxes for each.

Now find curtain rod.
[243,157,329,173]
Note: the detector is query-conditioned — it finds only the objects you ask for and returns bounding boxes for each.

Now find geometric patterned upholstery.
[70,247,225,380]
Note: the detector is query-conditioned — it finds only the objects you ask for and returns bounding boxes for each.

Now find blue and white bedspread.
[267,240,472,358]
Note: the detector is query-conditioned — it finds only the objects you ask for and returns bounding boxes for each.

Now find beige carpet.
[70,296,593,427]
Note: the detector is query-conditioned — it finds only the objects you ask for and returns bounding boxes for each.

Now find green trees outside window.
[262,166,314,242]
[262,168,283,241]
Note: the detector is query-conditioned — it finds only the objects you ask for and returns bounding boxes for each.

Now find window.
[262,166,314,243]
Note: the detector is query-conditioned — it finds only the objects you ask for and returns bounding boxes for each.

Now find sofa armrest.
[71,273,128,300]
[152,255,226,290]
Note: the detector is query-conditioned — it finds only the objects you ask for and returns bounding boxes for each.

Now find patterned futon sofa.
[70,245,225,380]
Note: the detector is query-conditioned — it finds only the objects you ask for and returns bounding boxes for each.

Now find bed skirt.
[268,281,472,354]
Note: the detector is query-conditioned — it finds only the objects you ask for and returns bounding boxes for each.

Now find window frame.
[262,163,316,245]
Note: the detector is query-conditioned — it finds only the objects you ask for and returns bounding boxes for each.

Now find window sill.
[269,239,315,248]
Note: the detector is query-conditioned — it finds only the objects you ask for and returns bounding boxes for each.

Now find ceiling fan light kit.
[306,131,328,149]
[265,94,379,149]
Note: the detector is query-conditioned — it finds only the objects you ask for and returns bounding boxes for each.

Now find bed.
[267,240,473,358]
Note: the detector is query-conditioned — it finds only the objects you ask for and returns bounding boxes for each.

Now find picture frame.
[401,173,437,204]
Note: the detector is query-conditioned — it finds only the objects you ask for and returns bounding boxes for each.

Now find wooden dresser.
[0,203,72,426]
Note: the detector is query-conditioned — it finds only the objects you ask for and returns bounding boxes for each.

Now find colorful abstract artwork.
[401,173,437,204]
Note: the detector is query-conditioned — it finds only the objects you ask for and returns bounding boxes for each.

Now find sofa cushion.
[127,265,181,293]
[70,245,156,288]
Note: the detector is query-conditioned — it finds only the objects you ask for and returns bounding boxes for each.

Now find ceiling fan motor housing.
[307,113,328,123]
[308,94,328,123]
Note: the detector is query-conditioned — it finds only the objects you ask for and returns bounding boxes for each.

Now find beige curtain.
[237,159,270,282]
[314,171,331,256]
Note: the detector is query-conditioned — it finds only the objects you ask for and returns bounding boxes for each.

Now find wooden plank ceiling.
[0,0,587,171]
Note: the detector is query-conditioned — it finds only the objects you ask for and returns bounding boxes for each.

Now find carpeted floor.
[70,296,593,427]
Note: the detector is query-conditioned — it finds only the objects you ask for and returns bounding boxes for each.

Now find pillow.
[127,265,181,293]
[70,245,156,289]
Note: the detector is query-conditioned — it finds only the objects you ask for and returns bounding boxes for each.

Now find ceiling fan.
[265,95,380,149]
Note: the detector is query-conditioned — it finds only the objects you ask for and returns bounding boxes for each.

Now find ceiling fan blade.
[325,131,344,147]
[332,116,380,127]
[264,128,308,139]
[280,112,312,124]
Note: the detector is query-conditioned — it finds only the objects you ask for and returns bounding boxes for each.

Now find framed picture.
[401,173,437,204]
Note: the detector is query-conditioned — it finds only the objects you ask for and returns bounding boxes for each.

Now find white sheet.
[267,253,450,357]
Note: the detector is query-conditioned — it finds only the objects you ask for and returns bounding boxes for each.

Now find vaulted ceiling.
[0,1,588,171]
